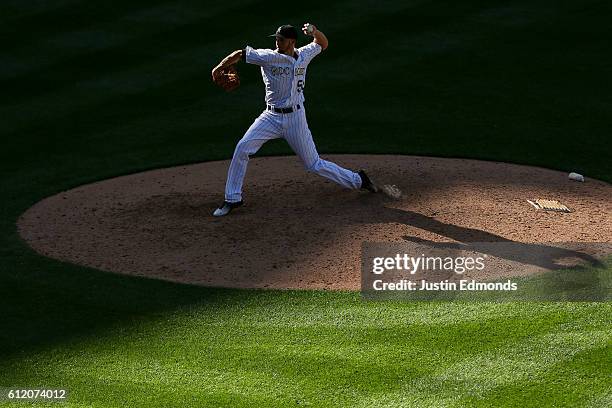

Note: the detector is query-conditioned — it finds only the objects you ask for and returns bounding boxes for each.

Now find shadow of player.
[374,206,605,271]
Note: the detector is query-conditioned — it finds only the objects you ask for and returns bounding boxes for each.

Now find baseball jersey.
[242,42,322,108]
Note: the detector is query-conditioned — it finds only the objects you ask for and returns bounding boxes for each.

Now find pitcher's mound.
[17,155,612,289]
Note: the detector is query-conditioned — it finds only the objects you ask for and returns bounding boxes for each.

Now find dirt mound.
[17,155,612,289]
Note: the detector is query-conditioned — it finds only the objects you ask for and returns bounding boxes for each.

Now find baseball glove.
[213,65,240,92]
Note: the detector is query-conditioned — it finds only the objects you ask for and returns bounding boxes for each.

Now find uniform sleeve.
[244,45,276,66]
[298,42,323,64]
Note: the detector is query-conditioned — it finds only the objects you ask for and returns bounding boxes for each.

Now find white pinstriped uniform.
[223,42,362,203]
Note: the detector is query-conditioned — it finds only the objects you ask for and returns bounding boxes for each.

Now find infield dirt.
[18,155,612,289]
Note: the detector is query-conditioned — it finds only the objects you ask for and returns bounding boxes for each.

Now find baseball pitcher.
[211,23,377,216]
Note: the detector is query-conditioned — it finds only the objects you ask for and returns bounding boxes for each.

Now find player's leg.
[224,111,282,203]
[283,108,361,189]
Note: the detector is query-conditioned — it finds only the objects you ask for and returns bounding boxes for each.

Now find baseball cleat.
[212,200,244,217]
[358,170,378,193]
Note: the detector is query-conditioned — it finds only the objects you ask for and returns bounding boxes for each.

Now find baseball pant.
[224,107,362,202]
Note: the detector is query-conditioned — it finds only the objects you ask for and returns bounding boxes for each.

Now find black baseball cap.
[269,25,298,40]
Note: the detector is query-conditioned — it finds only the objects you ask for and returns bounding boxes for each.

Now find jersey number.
[297,80,304,93]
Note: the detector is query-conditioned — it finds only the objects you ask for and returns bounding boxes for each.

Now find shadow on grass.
[0,250,279,359]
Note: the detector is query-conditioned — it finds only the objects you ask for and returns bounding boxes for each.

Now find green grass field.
[1,0,610,406]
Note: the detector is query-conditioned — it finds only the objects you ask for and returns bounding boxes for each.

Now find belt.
[267,104,301,114]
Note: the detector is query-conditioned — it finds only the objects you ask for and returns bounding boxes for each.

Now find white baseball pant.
[224,106,362,202]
